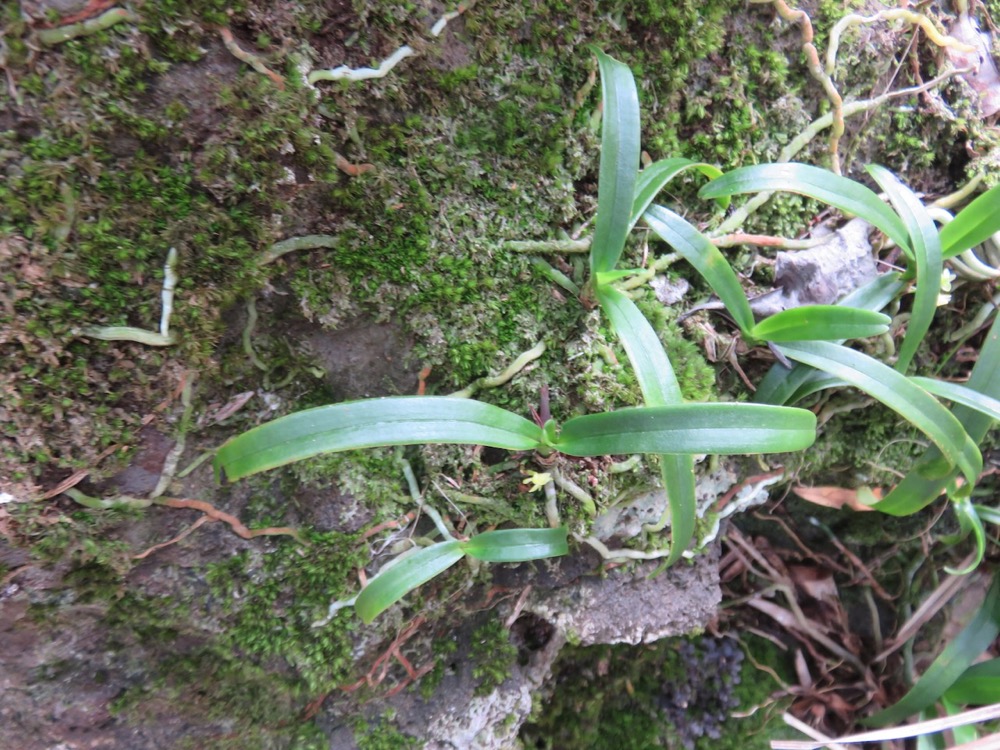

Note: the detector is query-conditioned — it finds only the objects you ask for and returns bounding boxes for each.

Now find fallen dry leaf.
[788,564,840,603]
[792,485,880,511]
[946,12,1000,118]
[204,391,256,425]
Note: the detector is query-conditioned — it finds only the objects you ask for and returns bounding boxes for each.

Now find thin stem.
[551,468,597,517]
[575,533,671,561]
[505,238,591,254]
[398,455,456,541]
[151,374,195,499]
[37,8,136,46]
[529,257,581,296]
[242,299,268,372]
[260,234,339,265]
[608,455,642,473]
[79,326,175,346]
[544,479,561,528]
[307,2,477,85]
[218,27,285,88]
[160,247,178,338]
[450,341,545,398]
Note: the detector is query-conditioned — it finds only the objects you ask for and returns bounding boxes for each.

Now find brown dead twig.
[721,526,889,735]
[41,443,123,500]
[217,27,286,89]
[873,552,979,663]
[336,581,527,701]
[720,499,982,740]
[361,510,418,540]
[339,614,435,697]
[334,153,376,177]
[133,515,212,560]
[727,528,868,673]
[155,496,304,543]
[753,511,896,603]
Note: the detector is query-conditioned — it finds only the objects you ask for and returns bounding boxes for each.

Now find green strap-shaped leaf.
[975,504,1000,526]
[944,658,1000,706]
[940,497,987,574]
[940,183,1000,258]
[867,166,942,373]
[836,271,907,313]
[875,311,1000,515]
[749,305,890,343]
[875,456,955,517]
[590,49,640,274]
[214,397,544,482]
[355,540,465,623]
[754,273,904,405]
[644,204,756,335]
[910,377,1000,423]
[629,158,725,233]
[698,163,912,256]
[554,403,816,456]
[655,454,698,566]
[864,574,1000,726]
[593,268,643,285]
[461,527,569,563]
[776,341,982,485]
[595,283,696,565]
[596,284,682,404]
[941,698,978,745]
[768,372,847,407]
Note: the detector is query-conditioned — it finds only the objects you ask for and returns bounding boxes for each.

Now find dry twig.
[217,27,286,88]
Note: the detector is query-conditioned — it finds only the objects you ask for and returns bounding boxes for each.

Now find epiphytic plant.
[213,55,820,616]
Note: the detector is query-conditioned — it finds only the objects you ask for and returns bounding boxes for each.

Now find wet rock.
[294,316,417,401]
[98,426,175,497]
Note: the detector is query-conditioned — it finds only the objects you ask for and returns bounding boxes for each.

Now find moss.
[105,594,332,750]
[419,634,459,699]
[522,634,791,749]
[2,0,980,744]
[205,530,367,693]
[353,713,420,750]
[635,293,717,402]
[744,192,824,238]
[794,400,927,493]
[8,500,339,746]
[285,448,409,517]
[471,616,518,696]
[14,501,140,569]
[137,0,248,61]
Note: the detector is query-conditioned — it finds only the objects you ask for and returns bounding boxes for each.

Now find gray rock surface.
[525,546,720,647]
